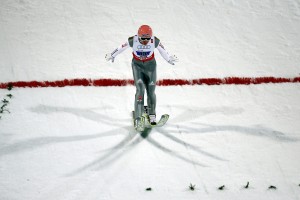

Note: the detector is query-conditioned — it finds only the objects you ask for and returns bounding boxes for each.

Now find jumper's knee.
[135,79,145,103]
[146,84,156,96]
[136,79,145,94]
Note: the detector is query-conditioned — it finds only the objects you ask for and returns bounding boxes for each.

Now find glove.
[168,55,178,65]
[105,53,115,63]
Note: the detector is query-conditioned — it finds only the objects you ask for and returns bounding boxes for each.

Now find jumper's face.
[139,35,151,45]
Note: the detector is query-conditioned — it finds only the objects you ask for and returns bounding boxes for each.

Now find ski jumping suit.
[110,35,173,119]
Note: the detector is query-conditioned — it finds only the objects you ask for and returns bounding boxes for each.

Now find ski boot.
[149,114,157,126]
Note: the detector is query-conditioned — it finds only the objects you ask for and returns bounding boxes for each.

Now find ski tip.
[163,114,169,119]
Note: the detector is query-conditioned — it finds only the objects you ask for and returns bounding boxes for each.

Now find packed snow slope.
[0,84,300,200]
[0,0,300,200]
[0,0,300,82]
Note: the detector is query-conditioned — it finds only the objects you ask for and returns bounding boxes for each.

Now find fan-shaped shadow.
[66,132,143,176]
[0,127,131,157]
[156,128,228,161]
[168,122,299,142]
[162,105,244,124]
[30,104,127,126]
[146,135,208,167]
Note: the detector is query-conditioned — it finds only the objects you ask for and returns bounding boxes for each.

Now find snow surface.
[1,0,300,200]
[1,84,300,200]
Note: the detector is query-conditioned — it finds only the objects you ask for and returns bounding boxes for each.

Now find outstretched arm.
[156,42,178,65]
[105,42,129,62]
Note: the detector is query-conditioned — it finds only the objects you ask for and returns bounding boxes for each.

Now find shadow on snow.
[1,104,297,176]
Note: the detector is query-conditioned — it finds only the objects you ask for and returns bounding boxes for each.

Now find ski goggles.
[139,37,151,41]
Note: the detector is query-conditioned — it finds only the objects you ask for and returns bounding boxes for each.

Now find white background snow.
[0,0,300,200]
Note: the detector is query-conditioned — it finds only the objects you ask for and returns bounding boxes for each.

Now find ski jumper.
[110,35,172,119]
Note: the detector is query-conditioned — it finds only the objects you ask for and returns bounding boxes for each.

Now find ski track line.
[0,77,300,88]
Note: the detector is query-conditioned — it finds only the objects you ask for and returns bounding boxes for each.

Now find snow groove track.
[0,77,300,88]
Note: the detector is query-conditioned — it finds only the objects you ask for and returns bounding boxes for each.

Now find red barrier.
[0,77,299,89]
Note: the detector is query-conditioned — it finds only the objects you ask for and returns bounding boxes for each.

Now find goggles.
[139,37,151,41]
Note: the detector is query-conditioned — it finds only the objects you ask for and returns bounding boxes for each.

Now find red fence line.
[0,77,299,89]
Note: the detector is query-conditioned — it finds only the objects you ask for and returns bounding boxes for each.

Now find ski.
[132,107,169,132]
[135,116,145,132]
[144,114,169,128]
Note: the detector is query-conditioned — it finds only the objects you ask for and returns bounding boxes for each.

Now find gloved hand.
[105,53,115,63]
[168,55,178,65]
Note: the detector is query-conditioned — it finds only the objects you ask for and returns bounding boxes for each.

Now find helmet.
[138,25,153,38]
